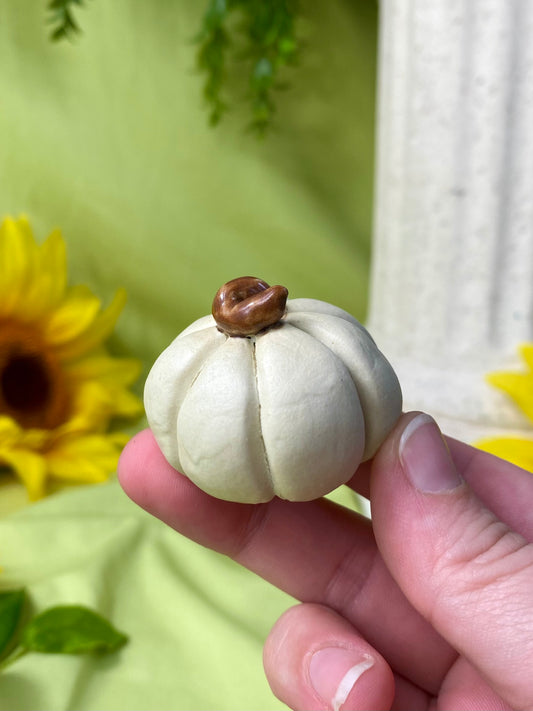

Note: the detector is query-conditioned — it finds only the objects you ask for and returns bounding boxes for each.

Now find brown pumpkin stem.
[212,277,289,336]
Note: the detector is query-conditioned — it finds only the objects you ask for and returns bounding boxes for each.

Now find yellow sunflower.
[0,215,143,500]
[476,344,533,472]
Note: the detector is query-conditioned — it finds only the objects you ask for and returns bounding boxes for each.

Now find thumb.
[370,412,533,711]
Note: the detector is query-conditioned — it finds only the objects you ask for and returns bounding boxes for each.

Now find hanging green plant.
[46,0,90,41]
[45,1,302,133]
[195,0,301,135]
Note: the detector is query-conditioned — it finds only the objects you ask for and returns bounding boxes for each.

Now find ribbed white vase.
[368,0,533,442]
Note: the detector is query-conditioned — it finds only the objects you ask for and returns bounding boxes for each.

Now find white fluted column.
[368,0,533,442]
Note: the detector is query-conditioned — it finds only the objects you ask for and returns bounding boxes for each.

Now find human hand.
[118,412,533,710]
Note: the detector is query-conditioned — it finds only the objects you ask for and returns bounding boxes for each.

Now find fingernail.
[399,413,462,493]
[309,647,374,711]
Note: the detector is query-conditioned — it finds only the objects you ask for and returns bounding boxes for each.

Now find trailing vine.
[47,0,89,41]
[195,0,301,135]
[45,0,302,135]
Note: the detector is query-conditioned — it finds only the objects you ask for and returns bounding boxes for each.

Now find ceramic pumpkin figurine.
[144,277,402,503]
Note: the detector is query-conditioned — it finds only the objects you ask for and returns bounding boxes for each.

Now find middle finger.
[235,494,455,694]
[120,429,457,694]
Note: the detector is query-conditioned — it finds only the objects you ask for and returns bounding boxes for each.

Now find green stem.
[0,646,28,672]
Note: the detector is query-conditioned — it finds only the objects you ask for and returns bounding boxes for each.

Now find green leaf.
[21,605,128,655]
[46,0,88,42]
[0,590,26,659]
[204,0,228,31]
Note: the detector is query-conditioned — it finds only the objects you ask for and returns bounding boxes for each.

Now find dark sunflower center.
[1,354,52,415]
[0,321,71,430]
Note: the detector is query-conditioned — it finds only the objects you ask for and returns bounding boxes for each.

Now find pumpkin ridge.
[287,311,372,453]
[286,310,368,393]
[254,322,365,500]
[185,336,227,393]
[250,336,274,497]
[176,334,229,472]
[287,310,401,460]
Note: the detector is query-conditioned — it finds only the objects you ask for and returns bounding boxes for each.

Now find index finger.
[118,428,455,694]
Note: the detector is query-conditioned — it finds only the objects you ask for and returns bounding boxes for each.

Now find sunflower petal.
[55,381,115,436]
[21,228,68,319]
[109,390,144,418]
[0,415,21,442]
[66,355,144,418]
[486,371,533,424]
[0,216,38,317]
[66,355,142,387]
[476,436,533,473]
[39,228,67,304]
[519,344,533,371]
[0,417,50,451]
[0,447,48,500]
[53,289,127,361]
[55,377,143,438]
[46,433,125,483]
[43,285,102,347]
[68,355,144,417]
[5,227,69,322]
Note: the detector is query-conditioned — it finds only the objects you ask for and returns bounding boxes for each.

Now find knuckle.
[430,504,533,619]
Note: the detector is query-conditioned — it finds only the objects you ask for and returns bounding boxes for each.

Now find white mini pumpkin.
[144,277,402,503]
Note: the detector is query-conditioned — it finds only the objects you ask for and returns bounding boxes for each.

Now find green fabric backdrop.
[0,1,378,708]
